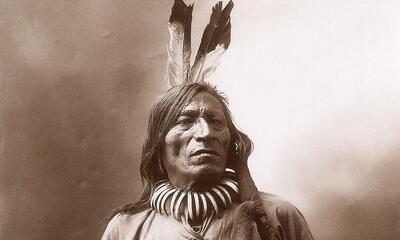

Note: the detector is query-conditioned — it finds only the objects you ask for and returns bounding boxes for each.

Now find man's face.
[163,92,231,189]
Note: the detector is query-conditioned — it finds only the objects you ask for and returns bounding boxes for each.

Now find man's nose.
[193,118,214,141]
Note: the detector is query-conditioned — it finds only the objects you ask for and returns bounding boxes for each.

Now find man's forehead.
[180,92,225,115]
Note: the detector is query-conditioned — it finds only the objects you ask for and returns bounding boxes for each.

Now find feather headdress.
[165,0,234,87]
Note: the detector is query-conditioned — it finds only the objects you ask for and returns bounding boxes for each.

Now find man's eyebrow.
[179,109,198,117]
[179,109,224,118]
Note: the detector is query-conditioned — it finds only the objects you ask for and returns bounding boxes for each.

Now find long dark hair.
[108,82,252,220]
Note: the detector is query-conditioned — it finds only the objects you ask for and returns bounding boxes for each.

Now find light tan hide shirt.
[102,193,314,240]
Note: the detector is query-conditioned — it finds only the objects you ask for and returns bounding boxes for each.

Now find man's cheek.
[221,130,231,148]
[171,138,184,156]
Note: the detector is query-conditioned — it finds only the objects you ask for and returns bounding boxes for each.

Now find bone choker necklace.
[150,168,239,223]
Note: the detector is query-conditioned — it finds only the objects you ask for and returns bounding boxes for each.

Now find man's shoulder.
[257,191,314,240]
[109,209,153,226]
[258,191,298,214]
[102,209,153,240]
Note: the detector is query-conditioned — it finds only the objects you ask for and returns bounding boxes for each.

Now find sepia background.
[1,0,399,239]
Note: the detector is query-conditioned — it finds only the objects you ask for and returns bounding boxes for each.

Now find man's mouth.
[191,149,219,157]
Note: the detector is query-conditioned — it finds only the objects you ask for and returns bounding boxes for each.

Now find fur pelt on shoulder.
[230,196,281,240]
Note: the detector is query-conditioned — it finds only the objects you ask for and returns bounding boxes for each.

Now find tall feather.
[165,0,193,87]
[189,44,226,83]
[189,1,234,83]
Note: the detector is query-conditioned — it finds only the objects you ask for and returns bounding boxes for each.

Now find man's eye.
[210,119,223,124]
[177,118,192,125]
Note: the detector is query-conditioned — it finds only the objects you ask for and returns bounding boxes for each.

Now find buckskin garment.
[102,192,314,240]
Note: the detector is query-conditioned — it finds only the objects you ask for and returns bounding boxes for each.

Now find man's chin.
[191,154,221,163]
[187,166,225,190]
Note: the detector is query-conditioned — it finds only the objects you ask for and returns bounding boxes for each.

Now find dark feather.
[194,0,234,63]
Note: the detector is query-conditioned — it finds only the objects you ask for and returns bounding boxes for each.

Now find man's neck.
[168,173,223,191]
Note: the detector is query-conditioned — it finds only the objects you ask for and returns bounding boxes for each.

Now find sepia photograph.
[1,0,399,239]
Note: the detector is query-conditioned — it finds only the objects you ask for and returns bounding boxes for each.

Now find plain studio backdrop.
[1,0,399,239]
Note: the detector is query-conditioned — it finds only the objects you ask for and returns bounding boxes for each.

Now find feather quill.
[165,0,193,86]
[189,0,234,83]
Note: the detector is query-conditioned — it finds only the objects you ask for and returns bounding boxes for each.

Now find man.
[102,83,314,239]
[102,1,314,239]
